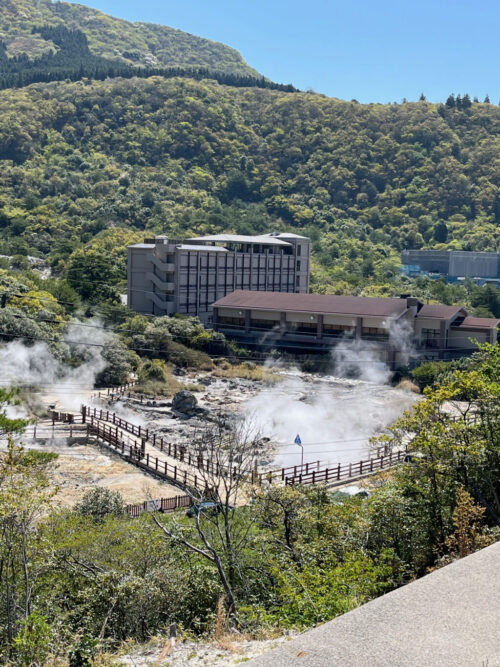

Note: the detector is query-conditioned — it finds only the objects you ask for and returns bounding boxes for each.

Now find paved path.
[249,541,500,666]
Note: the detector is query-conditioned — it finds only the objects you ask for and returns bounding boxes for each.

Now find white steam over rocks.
[244,374,416,469]
[0,320,114,412]
[245,330,418,469]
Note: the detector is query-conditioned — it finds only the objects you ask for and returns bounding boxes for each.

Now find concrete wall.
[449,251,500,278]
[401,250,450,273]
[448,328,488,349]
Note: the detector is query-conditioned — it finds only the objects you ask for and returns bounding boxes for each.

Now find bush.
[12,612,53,666]
[74,488,125,521]
[138,359,167,383]
[411,360,450,390]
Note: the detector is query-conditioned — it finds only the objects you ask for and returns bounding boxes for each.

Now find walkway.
[249,541,500,666]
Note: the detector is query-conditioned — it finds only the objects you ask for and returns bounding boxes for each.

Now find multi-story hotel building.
[127,232,310,323]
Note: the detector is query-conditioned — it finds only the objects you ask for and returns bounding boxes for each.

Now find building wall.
[401,250,450,274]
[449,252,500,279]
[128,235,310,322]
[448,328,488,349]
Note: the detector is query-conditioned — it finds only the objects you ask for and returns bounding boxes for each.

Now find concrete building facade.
[213,291,500,363]
[127,232,311,323]
[402,249,500,284]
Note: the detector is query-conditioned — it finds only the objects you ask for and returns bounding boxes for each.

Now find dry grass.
[213,362,281,383]
[129,375,183,398]
[396,378,420,394]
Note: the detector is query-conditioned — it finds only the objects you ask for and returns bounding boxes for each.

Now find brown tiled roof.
[213,291,409,317]
[417,304,466,319]
[454,317,500,329]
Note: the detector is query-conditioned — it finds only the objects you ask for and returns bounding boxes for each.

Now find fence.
[126,494,192,518]
[284,450,406,486]
[87,419,207,490]
[91,381,137,401]
[82,405,240,478]
[81,405,395,487]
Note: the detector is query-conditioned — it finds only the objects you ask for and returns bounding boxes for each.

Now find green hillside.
[0,75,499,301]
[0,0,259,75]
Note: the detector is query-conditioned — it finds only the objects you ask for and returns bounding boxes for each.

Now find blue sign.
[294,434,302,445]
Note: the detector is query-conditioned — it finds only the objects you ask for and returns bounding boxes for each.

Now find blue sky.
[71,0,498,103]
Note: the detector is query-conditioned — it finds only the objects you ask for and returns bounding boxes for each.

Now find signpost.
[294,434,303,468]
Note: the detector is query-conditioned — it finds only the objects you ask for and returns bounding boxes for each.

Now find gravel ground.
[115,633,295,666]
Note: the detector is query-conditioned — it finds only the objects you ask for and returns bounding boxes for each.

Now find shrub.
[411,360,450,390]
[12,612,53,666]
[74,488,125,521]
[138,359,167,383]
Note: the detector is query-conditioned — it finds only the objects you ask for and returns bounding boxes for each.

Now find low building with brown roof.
[212,290,499,363]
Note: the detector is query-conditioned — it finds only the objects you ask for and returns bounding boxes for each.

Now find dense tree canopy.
[0,75,497,300]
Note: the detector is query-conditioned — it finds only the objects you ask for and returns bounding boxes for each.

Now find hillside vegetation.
[0,76,498,302]
[0,0,259,75]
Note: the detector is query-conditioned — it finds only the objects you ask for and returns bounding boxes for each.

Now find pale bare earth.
[4,423,183,508]
[115,633,296,666]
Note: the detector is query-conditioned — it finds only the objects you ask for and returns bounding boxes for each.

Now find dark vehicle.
[186,501,234,518]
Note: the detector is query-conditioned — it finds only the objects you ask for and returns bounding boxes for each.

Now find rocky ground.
[112,632,296,666]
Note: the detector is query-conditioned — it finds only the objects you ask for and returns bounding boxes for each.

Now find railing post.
[337,463,341,480]
[360,461,363,475]
[312,470,315,484]
[82,405,86,424]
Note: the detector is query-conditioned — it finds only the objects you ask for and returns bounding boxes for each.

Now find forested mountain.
[0,75,499,299]
[0,0,259,75]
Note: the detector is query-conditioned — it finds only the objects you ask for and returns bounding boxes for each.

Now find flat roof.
[176,244,228,252]
[263,232,310,240]
[454,316,500,329]
[213,291,409,318]
[417,304,466,319]
[129,243,155,248]
[188,234,292,247]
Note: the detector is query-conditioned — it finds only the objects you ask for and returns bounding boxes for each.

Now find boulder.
[173,367,186,376]
[172,390,198,416]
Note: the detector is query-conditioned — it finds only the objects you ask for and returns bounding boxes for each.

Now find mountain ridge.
[0,0,260,76]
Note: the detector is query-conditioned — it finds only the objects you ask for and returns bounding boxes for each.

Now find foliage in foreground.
[1,344,500,663]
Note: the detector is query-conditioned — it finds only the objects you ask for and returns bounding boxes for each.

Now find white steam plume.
[245,326,417,469]
[0,320,111,411]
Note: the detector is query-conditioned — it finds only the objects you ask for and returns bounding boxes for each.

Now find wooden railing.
[126,494,192,518]
[284,450,406,486]
[86,420,204,490]
[91,381,137,401]
[82,405,239,478]
[83,406,146,438]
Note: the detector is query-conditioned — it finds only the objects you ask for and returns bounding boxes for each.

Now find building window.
[297,245,301,256]
[421,328,440,348]
[297,260,301,272]
[296,276,300,287]
[218,316,245,329]
[362,327,389,341]
[323,324,354,338]
[250,319,279,331]
[287,321,317,335]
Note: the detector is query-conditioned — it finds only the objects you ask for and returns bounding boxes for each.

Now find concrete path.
[249,541,500,666]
